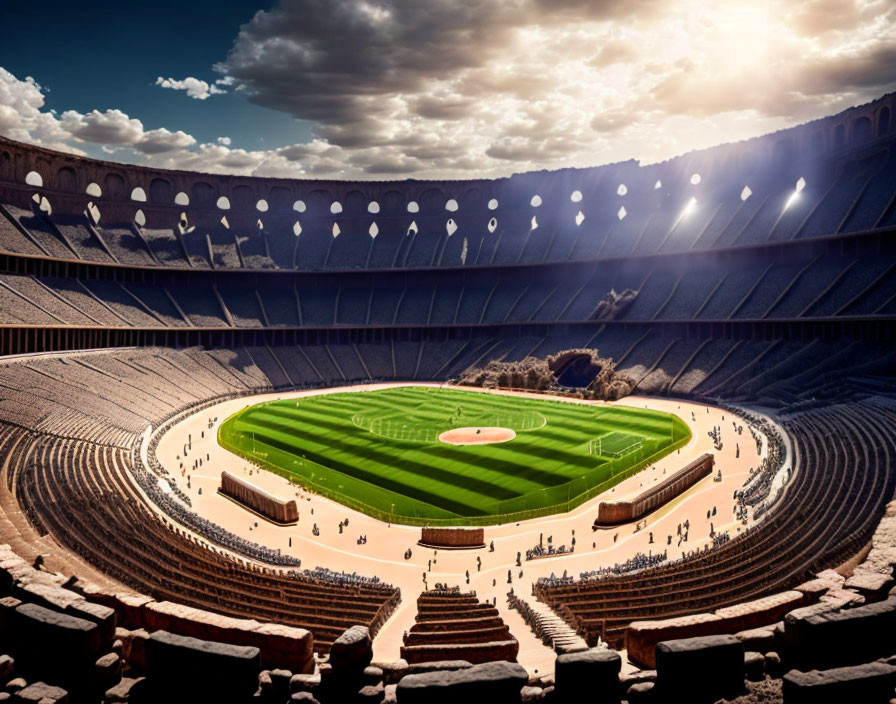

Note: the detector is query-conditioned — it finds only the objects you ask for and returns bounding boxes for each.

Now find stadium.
[0,5,895,700]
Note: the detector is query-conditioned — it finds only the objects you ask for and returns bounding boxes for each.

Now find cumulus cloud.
[206,0,896,175]
[155,76,228,100]
[2,0,896,180]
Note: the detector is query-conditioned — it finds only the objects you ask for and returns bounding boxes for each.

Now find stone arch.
[266,186,292,211]
[191,181,216,208]
[305,189,332,214]
[419,187,445,214]
[149,177,172,204]
[459,187,484,212]
[103,173,126,200]
[878,107,891,137]
[343,189,367,215]
[0,150,11,180]
[851,116,873,145]
[55,166,77,192]
[230,184,255,211]
[381,190,406,215]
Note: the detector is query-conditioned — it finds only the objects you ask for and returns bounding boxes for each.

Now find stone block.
[396,660,528,704]
[329,625,373,674]
[66,600,116,652]
[372,659,408,685]
[626,613,723,668]
[844,572,895,602]
[744,652,765,681]
[554,648,621,703]
[655,635,744,703]
[404,661,472,677]
[736,625,777,653]
[785,597,896,669]
[13,681,69,703]
[103,676,144,703]
[782,662,896,704]
[144,630,260,699]
[12,603,100,689]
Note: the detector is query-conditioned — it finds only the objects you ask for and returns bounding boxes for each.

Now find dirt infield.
[438,426,516,445]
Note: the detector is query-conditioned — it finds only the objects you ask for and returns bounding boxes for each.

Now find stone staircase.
[512,595,590,654]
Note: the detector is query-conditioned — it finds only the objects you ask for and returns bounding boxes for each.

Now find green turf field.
[218,386,691,526]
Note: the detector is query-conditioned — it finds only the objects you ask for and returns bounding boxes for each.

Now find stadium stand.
[0,94,891,701]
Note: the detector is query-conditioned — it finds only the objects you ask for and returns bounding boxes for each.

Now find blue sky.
[1,0,310,156]
[1,0,894,179]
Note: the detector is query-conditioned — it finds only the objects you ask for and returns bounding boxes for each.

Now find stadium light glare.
[681,197,697,218]
[784,191,800,211]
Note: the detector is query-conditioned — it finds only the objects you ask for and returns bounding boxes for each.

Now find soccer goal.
[589,433,644,458]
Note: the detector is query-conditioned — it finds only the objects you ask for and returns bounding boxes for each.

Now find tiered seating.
[6,427,399,652]
[535,401,896,648]
[400,590,518,664]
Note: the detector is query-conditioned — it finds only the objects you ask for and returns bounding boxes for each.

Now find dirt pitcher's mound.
[438,427,516,445]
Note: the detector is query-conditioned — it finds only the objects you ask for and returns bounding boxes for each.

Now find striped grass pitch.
[218,387,691,525]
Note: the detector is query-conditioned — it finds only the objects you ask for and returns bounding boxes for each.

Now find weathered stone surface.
[289,693,320,703]
[554,648,621,702]
[4,678,25,694]
[782,662,896,704]
[372,659,408,685]
[396,660,528,704]
[744,652,765,681]
[793,579,835,601]
[114,628,149,670]
[289,672,321,693]
[625,682,655,703]
[520,685,542,703]
[363,665,384,686]
[383,683,398,704]
[94,652,122,690]
[0,655,13,682]
[144,630,260,699]
[626,613,722,669]
[785,597,896,668]
[143,601,313,673]
[329,626,373,673]
[404,660,472,677]
[655,635,744,703]
[764,652,783,678]
[103,676,144,703]
[0,597,21,645]
[14,681,69,703]
[736,625,778,653]
[844,572,895,601]
[12,603,100,689]
[109,594,153,630]
[66,600,116,652]
[359,682,385,701]
[619,670,655,689]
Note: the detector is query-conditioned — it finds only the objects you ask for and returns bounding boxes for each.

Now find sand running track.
[150,383,784,675]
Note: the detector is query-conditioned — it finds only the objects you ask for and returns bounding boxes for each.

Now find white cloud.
[155,76,227,100]
[1,0,895,180]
